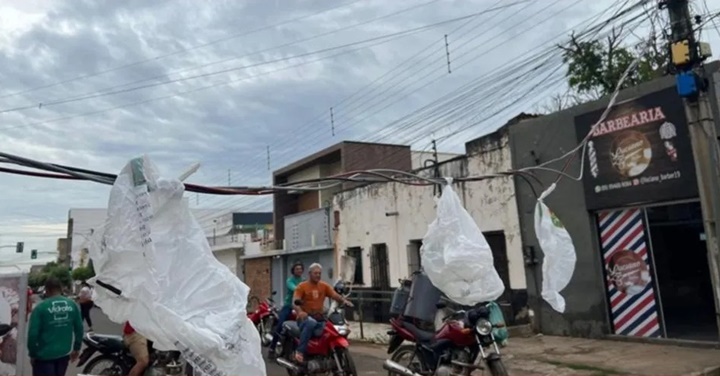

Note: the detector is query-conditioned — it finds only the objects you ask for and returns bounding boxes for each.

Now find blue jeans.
[32,356,69,376]
[269,305,293,350]
[298,317,325,355]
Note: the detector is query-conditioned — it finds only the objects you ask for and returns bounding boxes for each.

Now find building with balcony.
[242,141,413,303]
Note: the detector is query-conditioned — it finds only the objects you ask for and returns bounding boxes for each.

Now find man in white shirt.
[77,282,94,332]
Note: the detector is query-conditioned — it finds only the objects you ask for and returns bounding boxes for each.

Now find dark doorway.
[646,202,719,341]
[484,231,514,322]
[370,244,390,289]
[407,240,422,276]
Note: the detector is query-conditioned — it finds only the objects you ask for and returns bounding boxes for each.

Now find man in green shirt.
[268,261,304,359]
[27,277,83,376]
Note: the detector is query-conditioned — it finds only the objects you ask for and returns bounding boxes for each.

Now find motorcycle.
[77,332,187,375]
[384,302,508,376]
[275,298,357,376]
[0,323,13,338]
[248,291,280,347]
[328,280,352,338]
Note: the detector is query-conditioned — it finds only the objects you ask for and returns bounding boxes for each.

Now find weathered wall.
[334,133,525,293]
[508,72,705,338]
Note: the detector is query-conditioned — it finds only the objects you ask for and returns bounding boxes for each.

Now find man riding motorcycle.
[122,321,149,376]
[292,263,353,364]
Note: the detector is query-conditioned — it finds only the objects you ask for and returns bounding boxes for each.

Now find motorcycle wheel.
[259,316,275,347]
[487,359,508,376]
[82,355,129,376]
[388,344,421,376]
[337,348,357,376]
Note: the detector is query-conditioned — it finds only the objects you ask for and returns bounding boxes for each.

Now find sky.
[1,0,719,262]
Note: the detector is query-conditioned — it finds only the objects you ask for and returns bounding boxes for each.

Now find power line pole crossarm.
[662,0,720,338]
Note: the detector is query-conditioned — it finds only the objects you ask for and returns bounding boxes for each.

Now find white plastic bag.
[421,180,505,306]
[534,183,577,313]
[88,155,265,376]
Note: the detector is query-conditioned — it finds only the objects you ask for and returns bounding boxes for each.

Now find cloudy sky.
[0,0,718,262]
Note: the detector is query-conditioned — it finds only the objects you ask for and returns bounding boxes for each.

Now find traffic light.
[31,249,37,259]
[16,242,23,253]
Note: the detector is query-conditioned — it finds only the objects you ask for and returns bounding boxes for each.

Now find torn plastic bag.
[420,180,505,306]
[534,183,576,313]
[88,156,265,376]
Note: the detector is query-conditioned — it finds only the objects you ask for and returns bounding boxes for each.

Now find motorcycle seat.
[282,321,301,338]
[401,321,435,343]
[88,333,125,352]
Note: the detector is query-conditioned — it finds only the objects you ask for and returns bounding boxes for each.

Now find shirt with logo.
[293,281,338,316]
[27,295,83,360]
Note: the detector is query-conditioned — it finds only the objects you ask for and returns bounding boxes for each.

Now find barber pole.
[597,208,663,338]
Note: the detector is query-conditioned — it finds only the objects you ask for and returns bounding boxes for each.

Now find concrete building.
[56,238,69,267]
[334,120,534,324]
[509,66,720,343]
[254,141,415,304]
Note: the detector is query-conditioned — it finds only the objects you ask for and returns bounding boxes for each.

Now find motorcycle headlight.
[475,319,493,336]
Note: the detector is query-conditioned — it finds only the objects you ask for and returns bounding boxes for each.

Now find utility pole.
[431,139,440,195]
[662,0,720,337]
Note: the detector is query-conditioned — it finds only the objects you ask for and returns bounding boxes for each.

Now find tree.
[71,266,95,282]
[558,26,667,103]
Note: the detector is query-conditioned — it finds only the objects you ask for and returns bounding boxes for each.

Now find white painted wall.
[334,133,526,290]
[214,249,238,276]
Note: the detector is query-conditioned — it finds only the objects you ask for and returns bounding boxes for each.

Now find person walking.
[27,277,83,376]
[77,282,94,332]
[268,261,304,359]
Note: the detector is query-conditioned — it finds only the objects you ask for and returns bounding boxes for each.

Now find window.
[370,243,390,289]
[346,247,364,285]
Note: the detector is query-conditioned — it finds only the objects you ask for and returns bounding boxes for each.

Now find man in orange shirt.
[293,263,353,362]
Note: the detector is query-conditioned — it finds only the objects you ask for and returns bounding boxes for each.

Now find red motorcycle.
[247,291,279,347]
[384,302,507,376]
[275,299,357,376]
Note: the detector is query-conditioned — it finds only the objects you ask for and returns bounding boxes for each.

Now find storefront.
[575,87,719,341]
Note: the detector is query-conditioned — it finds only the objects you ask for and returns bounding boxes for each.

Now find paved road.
[21,305,386,376]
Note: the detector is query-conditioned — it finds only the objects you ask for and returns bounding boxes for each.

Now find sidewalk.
[348,322,720,375]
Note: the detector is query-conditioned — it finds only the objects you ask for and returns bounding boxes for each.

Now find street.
[22,305,387,376]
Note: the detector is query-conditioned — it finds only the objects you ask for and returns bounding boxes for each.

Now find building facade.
[509,69,720,342]
[259,141,414,304]
[334,123,534,324]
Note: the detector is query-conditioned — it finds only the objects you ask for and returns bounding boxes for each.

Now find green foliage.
[559,28,666,102]
[28,262,73,289]
[71,266,95,282]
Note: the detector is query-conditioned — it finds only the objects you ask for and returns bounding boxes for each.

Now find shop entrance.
[646,202,719,341]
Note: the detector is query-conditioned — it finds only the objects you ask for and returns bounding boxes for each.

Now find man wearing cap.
[267,261,304,359]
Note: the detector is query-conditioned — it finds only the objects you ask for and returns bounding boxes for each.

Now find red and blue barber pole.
[597,208,663,337]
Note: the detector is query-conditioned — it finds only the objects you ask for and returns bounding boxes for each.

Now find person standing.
[268,261,304,359]
[27,277,83,376]
[77,282,94,332]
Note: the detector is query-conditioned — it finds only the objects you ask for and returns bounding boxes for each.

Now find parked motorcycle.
[78,332,187,375]
[248,291,280,347]
[384,302,508,376]
[275,299,357,376]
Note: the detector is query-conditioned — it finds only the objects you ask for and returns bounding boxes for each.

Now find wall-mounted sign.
[575,87,698,210]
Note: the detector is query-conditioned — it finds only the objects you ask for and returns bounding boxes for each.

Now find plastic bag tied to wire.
[420,179,505,306]
[88,155,265,376]
[534,183,577,313]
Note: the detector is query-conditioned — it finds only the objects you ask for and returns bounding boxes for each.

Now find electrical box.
[676,71,698,98]
[16,242,24,253]
[31,249,37,259]
[671,40,691,66]
[699,41,712,59]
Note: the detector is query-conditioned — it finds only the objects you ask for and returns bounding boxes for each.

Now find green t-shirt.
[27,295,83,360]
[284,276,303,307]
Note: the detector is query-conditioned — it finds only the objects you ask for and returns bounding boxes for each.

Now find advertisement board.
[575,87,698,210]
[0,271,29,376]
